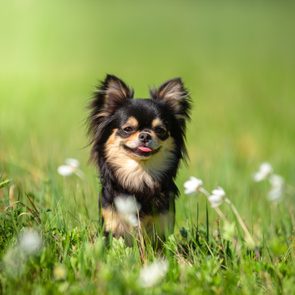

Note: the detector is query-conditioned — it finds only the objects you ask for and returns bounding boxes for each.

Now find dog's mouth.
[123,144,161,158]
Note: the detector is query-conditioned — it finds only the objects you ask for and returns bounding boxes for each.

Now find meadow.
[0,1,295,294]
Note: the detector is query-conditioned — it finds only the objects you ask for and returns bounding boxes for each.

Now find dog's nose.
[139,132,152,143]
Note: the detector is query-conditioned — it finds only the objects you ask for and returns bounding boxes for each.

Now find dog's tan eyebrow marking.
[152,118,164,128]
[122,116,138,128]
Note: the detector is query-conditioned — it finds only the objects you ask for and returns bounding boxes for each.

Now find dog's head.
[88,74,191,190]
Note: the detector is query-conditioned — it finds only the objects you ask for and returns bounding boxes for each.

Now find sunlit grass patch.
[1,158,295,294]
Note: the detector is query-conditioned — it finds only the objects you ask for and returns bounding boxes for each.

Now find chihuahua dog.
[88,74,191,243]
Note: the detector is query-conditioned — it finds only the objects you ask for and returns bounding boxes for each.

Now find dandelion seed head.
[19,228,42,255]
[57,165,75,176]
[208,187,225,208]
[139,259,169,288]
[267,174,284,202]
[184,177,203,195]
[212,187,225,198]
[2,247,26,278]
[57,158,83,178]
[253,162,273,182]
[3,228,42,278]
[269,174,284,188]
[268,188,283,202]
[208,195,223,208]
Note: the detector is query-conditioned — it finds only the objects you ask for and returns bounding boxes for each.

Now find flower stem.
[199,187,210,197]
[136,210,146,263]
[225,198,256,248]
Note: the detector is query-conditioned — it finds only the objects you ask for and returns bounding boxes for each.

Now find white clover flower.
[19,228,42,255]
[268,174,284,202]
[208,187,226,208]
[114,195,141,226]
[253,162,273,182]
[138,259,169,288]
[57,158,83,178]
[184,177,203,195]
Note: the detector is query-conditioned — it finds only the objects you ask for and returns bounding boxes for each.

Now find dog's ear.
[94,74,134,115]
[150,78,191,120]
[88,75,133,163]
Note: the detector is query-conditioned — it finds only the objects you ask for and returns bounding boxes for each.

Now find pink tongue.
[138,146,152,153]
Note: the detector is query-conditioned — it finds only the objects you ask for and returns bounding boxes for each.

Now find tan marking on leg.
[102,207,131,237]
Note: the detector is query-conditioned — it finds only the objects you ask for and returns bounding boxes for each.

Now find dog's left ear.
[150,78,191,120]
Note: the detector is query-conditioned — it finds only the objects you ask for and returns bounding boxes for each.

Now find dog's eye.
[123,126,134,133]
[154,126,167,135]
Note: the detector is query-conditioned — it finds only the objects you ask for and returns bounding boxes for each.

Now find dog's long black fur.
[88,74,191,240]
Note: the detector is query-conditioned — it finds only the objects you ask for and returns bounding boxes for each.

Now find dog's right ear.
[93,74,134,116]
[88,75,133,162]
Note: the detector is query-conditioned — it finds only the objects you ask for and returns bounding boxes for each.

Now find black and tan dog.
[88,74,191,243]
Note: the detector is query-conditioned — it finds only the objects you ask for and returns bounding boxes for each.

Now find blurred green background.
[1,0,295,226]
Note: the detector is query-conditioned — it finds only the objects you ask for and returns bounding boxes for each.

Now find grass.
[1,0,295,294]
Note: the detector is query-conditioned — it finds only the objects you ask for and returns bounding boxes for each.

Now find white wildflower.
[184,177,203,195]
[268,187,283,201]
[19,228,42,255]
[57,165,76,176]
[268,174,284,202]
[57,158,83,178]
[2,228,43,278]
[65,158,80,168]
[269,174,284,188]
[208,187,226,208]
[114,195,141,226]
[2,247,26,278]
[138,259,169,288]
[253,162,273,182]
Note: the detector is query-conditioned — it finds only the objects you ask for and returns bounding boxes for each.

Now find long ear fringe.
[87,74,133,163]
[150,77,191,120]
[94,74,134,115]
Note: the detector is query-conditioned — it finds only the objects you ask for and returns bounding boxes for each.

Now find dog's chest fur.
[104,132,176,194]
